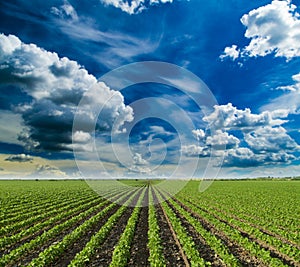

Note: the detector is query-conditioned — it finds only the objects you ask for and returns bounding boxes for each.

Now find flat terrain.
[0,179,299,266]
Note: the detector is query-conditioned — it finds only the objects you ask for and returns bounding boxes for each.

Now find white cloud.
[206,130,240,149]
[203,103,288,130]
[50,4,161,68]
[192,129,205,141]
[184,103,299,168]
[100,0,174,15]
[0,33,133,151]
[51,0,78,21]
[261,72,300,113]
[220,45,240,61]
[5,154,33,162]
[181,144,208,157]
[72,131,92,143]
[276,73,300,92]
[222,0,300,61]
[132,153,148,165]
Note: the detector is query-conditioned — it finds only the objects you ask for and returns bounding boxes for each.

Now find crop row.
[147,188,166,267]
[68,187,146,266]
[176,194,289,266]
[0,187,137,267]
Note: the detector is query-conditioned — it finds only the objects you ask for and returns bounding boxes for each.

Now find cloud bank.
[0,33,133,152]
[182,103,299,168]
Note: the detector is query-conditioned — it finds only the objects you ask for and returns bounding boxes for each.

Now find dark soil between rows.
[1,196,101,256]
[184,198,299,267]
[128,188,150,267]
[177,197,267,267]
[166,200,226,267]
[50,204,123,267]
[6,202,112,267]
[155,203,187,267]
[86,188,145,266]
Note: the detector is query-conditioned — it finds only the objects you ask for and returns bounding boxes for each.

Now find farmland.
[0,179,299,266]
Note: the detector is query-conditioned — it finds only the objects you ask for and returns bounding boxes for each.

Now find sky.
[0,0,300,179]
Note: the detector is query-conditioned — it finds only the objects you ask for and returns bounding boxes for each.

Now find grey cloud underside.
[0,33,133,152]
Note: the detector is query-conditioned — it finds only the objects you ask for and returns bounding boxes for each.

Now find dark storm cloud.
[0,33,133,152]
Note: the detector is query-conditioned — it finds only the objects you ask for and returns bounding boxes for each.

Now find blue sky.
[0,0,300,178]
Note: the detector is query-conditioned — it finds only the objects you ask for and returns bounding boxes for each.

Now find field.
[0,179,299,267]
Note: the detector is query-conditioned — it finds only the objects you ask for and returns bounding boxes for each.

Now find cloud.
[276,73,300,91]
[261,72,300,113]
[206,130,240,150]
[220,45,240,61]
[30,164,67,178]
[132,153,148,165]
[51,0,78,21]
[5,154,33,162]
[184,103,299,167]
[223,147,296,168]
[0,33,133,152]
[50,2,161,68]
[223,147,260,167]
[203,103,288,131]
[181,144,209,157]
[244,126,299,153]
[192,129,205,141]
[0,111,23,145]
[221,0,300,61]
[100,0,174,15]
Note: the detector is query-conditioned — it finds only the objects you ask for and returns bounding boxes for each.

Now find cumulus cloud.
[203,103,288,130]
[132,153,148,165]
[129,153,151,173]
[206,130,240,150]
[221,0,300,61]
[5,154,33,162]
[244,126,298,153]
[192,129,205,141]
[223,147,296,167]
[220,45,240,61]
[0,33,133,152]
[181,144,209,157]
[184,103,299,167]
[100,0,174,15]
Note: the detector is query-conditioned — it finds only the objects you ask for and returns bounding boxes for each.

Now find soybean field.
[0,179,299,267]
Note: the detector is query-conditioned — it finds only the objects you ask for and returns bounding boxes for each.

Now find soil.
[155,203,187,266]
[177,197,268,267]
[166,199,226,267]
[1,196,100,255]
[87,188,144,266]
[128,188,150,267]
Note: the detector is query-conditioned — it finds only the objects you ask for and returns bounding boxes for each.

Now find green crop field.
[0,179,299,266]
